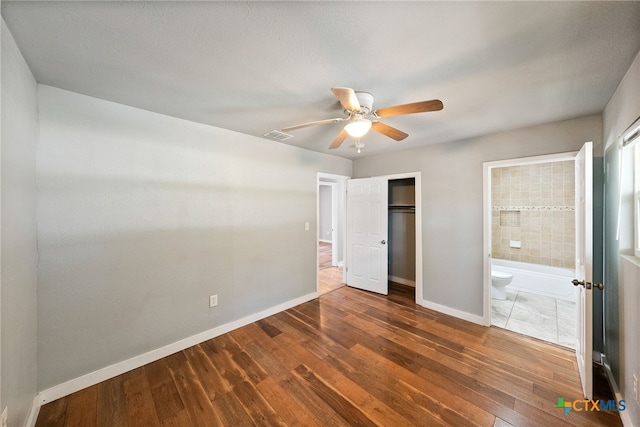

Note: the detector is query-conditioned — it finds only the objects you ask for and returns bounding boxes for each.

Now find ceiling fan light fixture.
[344,118,372,138]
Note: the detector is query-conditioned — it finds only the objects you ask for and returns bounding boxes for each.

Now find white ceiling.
[3,1,640,159]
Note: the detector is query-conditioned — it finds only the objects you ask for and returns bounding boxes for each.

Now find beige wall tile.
[491,161,575,268]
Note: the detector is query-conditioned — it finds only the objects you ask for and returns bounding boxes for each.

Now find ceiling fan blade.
[371,121,408,141]
[329,129,348,149]
[375,99,443,118]
[331,87,361,112]
[282,117,344,132]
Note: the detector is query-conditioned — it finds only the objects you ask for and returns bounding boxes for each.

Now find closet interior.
[388,178,416,287]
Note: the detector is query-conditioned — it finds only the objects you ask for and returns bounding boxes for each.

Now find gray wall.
[1,20,39,426]
[602,49,640,421]
[36,85,351,390]
[353,115,602,316]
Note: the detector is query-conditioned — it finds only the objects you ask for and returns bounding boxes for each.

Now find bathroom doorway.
[483,153,579,348]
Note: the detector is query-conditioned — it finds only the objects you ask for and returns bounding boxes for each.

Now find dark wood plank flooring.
[36,284,622,426]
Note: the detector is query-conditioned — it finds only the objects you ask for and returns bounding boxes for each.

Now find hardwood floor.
[318,241,344,295]
[318,267,344,295]
[36,284,621,427]
[318,241,333,270]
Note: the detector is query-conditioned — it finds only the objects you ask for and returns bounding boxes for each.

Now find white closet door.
[346,177,388,295]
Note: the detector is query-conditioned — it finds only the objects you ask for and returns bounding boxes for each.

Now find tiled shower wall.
[491,161,575,268]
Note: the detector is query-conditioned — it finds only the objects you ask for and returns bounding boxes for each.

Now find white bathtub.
[492,258,576,301]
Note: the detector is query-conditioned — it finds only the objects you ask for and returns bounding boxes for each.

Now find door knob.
[572,279,590,289]
[572,279,604,290]
[381,240,386,245]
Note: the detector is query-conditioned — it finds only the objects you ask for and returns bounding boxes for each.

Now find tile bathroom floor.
[491,289,576,349]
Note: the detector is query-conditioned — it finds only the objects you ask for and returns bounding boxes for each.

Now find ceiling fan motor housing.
[354,91,374,115]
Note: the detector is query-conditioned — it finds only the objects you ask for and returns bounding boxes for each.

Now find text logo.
[554,398,626,415]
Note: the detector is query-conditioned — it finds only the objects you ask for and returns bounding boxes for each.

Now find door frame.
[385,172,423,305]
[320,172,423,304]
[482,151,579,325]
[318,182,338,265]
[317,173,350,289]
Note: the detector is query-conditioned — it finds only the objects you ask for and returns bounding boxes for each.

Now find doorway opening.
[317,173,348,295]
[483,153,579,348]
[388,177,417,301]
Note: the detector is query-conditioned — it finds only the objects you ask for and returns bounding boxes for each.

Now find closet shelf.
[388,204,415,209]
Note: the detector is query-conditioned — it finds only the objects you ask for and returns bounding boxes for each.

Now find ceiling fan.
[282,87,443,151]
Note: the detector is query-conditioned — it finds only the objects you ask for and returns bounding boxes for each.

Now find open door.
[574,141,594,399]
[346,177,388,295]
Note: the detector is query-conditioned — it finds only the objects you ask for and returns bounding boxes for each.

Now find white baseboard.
[34,292,318,412]
[419,299,485,326]
[602,354,635,427]
[388,275,415,287]
[25,394,40,427]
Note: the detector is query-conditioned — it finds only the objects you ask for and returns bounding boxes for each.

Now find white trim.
[318,181,337,257]
[388,275,416,287]
[419,298,486,326]
[330,182,339,265]
[602,354,635,427]
[24,395,40,427]
[482,151,579,325]
[383,172,423,306]
[35,292,318,406]
[622,115,640,149]
[317,173,350,290]
[317,173,351,180]
[482,162,492,325]
[621,253,640,269]
[485,151,578,169]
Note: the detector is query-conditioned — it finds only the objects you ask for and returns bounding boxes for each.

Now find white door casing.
[483,147,594,399]
[331,183,339,267]
[317,173,350,291]
[575,141,594,399]
[346,177,389,295]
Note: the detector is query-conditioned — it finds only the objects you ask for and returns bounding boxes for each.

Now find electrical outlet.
[2,406,8,427]
[209,295,218,308]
